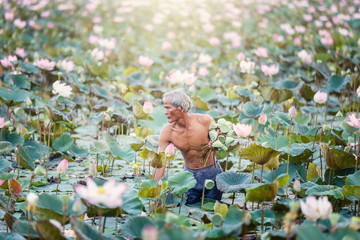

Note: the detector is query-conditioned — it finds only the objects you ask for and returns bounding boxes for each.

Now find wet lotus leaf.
[192,96,209,111]
[216,171,251,193]
[168,171,196,196]
[343,185,360,199]
[306,163,320,182]
[243,102,263,118]
[238,143,281,165]
[320,143,356,170]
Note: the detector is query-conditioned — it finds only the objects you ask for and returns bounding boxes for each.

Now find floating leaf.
[138,180,167,200]
[238,143,281,165]
[279,143,315,164]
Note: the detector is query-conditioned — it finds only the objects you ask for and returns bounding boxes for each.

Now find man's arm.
[153,126,170,181]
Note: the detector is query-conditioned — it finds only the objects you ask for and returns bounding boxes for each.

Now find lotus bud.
[322,124,331,133]
[143,101,153,114]
[8,126,14,132]
[288,106,297,118]
[258,113,267,125]
[34,165,46,176]
[72,198,83,214]
[336,111,343,118]
[141,225,159,240]
[204,179,215,190]
[57,159,68,174]
[209,130,218,141]
[89,161,97,177]
[225,137,235,146]
[26,97,32,106]
[165,212,179,224]
[289,201,300,212]
[57,71,63,79]
[16,126,22,135]
[329,213,340,227]
[209,121,218,130]
[165,143,175,157]
[293,179,301,193]
[26,192,39,211]
[132,164,139,171]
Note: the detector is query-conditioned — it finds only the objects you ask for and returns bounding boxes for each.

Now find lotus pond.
[1,0,360,239]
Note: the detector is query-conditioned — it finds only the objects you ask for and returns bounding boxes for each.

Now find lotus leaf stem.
[179,193,184,214]
[232,192,236,205]
[225,152,230,171]
[98,208,103,233]
[56,173,60,195]
[237,156,241,172]
[261,202,264,233]
[286,118,292,199]
[115,208,119,237]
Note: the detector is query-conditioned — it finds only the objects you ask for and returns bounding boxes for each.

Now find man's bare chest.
[170,127,209,151]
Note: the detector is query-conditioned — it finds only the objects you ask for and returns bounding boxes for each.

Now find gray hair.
[163,89,192,112]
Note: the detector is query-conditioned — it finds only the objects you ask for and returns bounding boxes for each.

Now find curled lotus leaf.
[245,174,289,203]
[212,140,228,152]
[264,155,279,171]
[320,143,356,170]
[216,171,252,193]
[238,143,281,165]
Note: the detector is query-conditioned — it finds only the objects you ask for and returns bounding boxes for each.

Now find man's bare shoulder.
[191,113,214,125]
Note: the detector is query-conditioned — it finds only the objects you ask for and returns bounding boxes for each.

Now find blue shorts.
[184,162,223,205]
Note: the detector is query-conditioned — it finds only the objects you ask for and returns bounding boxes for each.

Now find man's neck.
[173,112,191,129]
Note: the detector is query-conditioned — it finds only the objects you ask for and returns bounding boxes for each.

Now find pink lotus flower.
[209,37,220,46]
[75,177,127,208]
[58,60,75,73]
[89,35,100,45]
[165,143,175,157]
[233,123,252,138]
[303,14,313,22]
[52,80,72,98]
[236,52,245,61]
[297,50,312,64]
[258,113,267,125]
[47,22,55,29]
[261,64,279,76]
[161,41,172,50]
[0,58,13,68]
[15,48,26,58]
[165,70,197,85]
[0,118,5,128]
[40,11,50,18]
[14,19,26,29]
[198,67,209,77]
[138,56,154,67]
[288,106,297,118]
[313,91,327,104]
[142,225,159,240]
[34,58,56,71]
[254,47,268,58]
[0,180,4,186]
[300,196,332,221]
[4,11,14,20]
[57,159,68,174]
[143,101,153,114]
[294,37,301,46]
[8,55,17,62]
[347,114,360,128]
[239,60,255,74]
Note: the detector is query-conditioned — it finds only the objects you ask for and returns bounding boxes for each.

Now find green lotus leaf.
[326,75,349,93]
[225,137,235,146]
[278,79,301,90]
[168,171,196,195]
[279,143,316,164]
[198,86,216,102]
[243,102,263,118]
[216,171,252,193]
[271,89,293,104]
[130,141,144,151]
[305,185,344,199]
[218,135,226,144]
[227,130,236,138]
[16,146,34,171]
[306,163,320,182]
[192,96,209,111]
[132,102,147,119]
[138,180,167,200]
[205,179,215,190]
[274,111,291,126]
[71,217,116,240]
[238,143,281,165]
[209,122,218,130]
[35,220,67,240]
[214,201,228,219]
[209,130,218,141]
[0,158,12,174]
[320,143,356,170]
[212,213,224,226]
[4,74,30,90]
[0,141,13,155]
[296,225,327,240]
[343,185,360,199]
[53,134,74,153]
[345,171,360,186]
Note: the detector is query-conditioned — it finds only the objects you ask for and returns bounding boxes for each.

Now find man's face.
[163,97,183,123]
